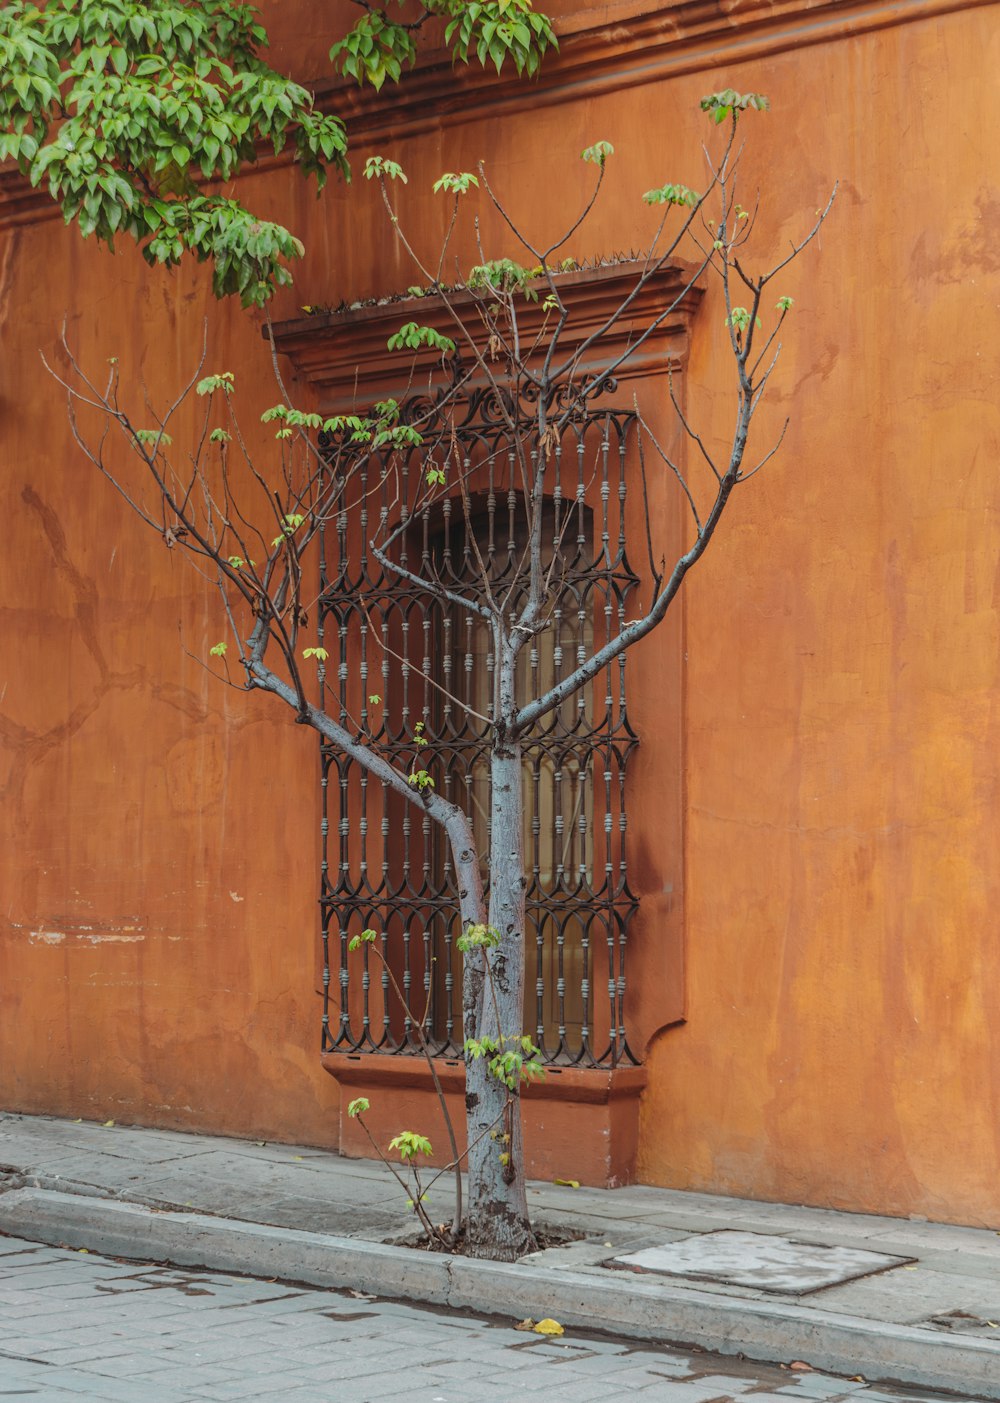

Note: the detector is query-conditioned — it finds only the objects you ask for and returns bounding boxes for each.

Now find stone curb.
[1,1187,997,1400]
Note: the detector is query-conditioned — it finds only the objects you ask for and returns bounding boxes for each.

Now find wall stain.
[1,487,144,820]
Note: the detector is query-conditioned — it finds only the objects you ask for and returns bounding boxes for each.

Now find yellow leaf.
[102,1120,115,1128]
[533,1318,564,1336]
[78,1248,89,1254]
[553,1178,580,1189]
[293,1155,303,1161]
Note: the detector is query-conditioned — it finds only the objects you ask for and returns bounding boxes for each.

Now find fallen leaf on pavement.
[533,1319,564,1336]
[102,1120,115,1128]
[789,1362,813,1371]
[514,1318,536,1332]
[553,1178,580,1188]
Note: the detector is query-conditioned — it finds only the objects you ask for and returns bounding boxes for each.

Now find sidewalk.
[2,1111,999,1400]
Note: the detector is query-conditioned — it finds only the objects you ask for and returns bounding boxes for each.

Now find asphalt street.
[0,1235,976,1403]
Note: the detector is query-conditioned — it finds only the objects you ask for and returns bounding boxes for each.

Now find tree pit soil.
[389,1223,586,1256]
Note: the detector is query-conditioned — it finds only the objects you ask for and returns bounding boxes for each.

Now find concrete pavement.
[0,1234,972,1403]
[1,1112,999,1399]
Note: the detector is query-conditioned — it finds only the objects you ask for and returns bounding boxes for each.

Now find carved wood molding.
[2,0,990,233]
[267,260,703,411]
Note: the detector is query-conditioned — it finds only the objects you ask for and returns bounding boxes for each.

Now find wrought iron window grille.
[317,361,641,1069]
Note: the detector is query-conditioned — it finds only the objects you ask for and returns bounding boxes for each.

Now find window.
[319,385,640,1067]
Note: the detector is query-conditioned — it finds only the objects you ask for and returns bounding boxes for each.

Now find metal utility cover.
[610,1230,913,1295]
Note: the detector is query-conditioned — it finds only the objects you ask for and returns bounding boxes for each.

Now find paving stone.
[4,1106,1000,1403]
[613,1232,912,1295]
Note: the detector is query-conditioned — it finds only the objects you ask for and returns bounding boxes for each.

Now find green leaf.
[364,155,407,183]
[197,373,235,397]
[387,323,455,355]
[388,1131,433,1162]
[581,140,614,167]
[700,89,770,124]
[642,183,699,208]
[433,171,479,196]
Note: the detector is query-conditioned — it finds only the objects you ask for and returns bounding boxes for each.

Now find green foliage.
[580,140,613,168]
[347,1096,370,1118]
[700,89,770,125]
[467,258,538,301]
[456,923,502,953]
[363,154,407,184]
[374,423,424,450]
[333,0,556,87]
[302,646,328,662]
[133,427,171,446]
[348,928,378,951]
[1,2,558,307]
[209,640,227,656]
[642,182,699,208]
[776,295,794,312]
[368,694,382,706]
[271,511,305,547]
[209,427,231,443]
[433,171,479,196]
[407,769,435,791]
[0,0,348,306]
[441,0,557,78]
[387,323,456,354]
[388,1131,433,1163]
[332,1,556,88]
[196,372,234,396]
[272,395,423,451]
[465,1033,544,1090]
[330,10,416,92]
[725,307,762,336]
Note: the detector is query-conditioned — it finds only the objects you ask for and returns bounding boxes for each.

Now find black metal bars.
[317,372,640,1067]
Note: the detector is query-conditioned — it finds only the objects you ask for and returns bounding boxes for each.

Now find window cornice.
[268,260,703,411]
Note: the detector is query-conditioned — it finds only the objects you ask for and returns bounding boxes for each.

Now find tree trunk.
[462,736,536,1260]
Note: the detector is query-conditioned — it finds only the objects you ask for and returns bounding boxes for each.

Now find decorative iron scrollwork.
[317,373,641,1067]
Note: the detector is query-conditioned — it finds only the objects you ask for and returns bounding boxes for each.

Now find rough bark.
[462,730,536,1261]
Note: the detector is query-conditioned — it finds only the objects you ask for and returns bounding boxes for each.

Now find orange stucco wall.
[2,0,999,1223]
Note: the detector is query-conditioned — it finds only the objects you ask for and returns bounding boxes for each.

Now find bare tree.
[49,93,834,1261]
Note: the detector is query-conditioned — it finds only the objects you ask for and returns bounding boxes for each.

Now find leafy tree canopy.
[0,0,556,307]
